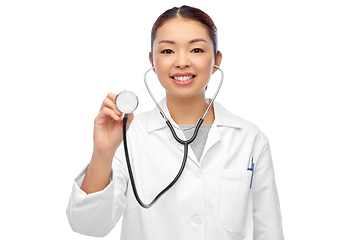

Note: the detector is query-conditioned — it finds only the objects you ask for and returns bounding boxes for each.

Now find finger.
[98,107,122,122]
[103,97,121,115]
[106,92,117,102]
[99,93,117,111]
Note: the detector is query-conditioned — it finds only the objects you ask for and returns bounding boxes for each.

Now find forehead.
[154,18,211,43]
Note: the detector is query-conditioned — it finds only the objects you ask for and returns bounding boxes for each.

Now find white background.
[1,0,359,239]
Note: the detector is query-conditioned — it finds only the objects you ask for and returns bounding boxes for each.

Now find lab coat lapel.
[200,101,243,164]
[166,125,199,165]
[147,98,242,166]
[148,98,199,165]
[201,123,221,162]
[199,102,222,164]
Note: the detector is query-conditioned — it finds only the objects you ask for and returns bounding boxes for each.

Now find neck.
[166,93,214,125]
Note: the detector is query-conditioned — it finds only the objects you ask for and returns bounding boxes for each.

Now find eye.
[161,49,174,54]
[191,48,204,53]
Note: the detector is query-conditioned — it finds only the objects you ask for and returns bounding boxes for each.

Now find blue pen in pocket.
[247,157,254,189]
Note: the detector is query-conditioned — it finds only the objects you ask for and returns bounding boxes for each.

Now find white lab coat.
[66,98,284,240]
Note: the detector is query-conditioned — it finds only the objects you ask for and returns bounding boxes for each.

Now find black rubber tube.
[122,115,203,208]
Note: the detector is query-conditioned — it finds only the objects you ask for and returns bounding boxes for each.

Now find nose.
[175,52,190,69]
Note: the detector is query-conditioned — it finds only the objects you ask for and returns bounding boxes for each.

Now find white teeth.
[174,75,194,81]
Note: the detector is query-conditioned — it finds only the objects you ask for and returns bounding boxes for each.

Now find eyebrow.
[189,38,207,44]
[158,40,175,45]
[158,38,207,45]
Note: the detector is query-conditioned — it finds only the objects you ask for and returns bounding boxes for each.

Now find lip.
[170,72,196,86]
[170,72,196,77]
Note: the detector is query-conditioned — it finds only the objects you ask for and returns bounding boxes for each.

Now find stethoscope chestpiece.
[115,90,139,114]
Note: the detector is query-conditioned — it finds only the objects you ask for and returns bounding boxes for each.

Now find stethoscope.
[115,65,224,208]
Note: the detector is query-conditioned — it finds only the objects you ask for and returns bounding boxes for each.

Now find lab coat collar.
[148,97,242,133]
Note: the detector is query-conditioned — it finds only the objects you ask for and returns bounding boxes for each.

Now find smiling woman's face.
[151,17,221,100]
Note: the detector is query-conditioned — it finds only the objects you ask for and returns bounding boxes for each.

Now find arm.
[66,93,133,236]
[80,150,114,194]
[66,153,128,237]
[253,143,284,240]
[80,93,134,194]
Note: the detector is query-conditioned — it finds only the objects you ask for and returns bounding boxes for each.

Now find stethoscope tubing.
[123,65,223,208]
[144,65,224,127]
[123,115,203,208]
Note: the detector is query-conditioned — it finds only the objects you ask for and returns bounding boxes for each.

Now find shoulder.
[239,116,267,138]
[240,116,269,144]
[127,110,152,134]
[215,101,268,143]
[132,110,151,125]
[127,107,165,134]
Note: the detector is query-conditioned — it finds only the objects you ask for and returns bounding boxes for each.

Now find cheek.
[198,57,215,78]
[196,53,214,70]
[153,58,171,88]
[154,58,170,75]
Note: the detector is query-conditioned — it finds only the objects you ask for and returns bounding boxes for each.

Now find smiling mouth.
[171,75,196,81]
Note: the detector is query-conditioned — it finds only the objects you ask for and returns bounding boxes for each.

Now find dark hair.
[150,5,218,60]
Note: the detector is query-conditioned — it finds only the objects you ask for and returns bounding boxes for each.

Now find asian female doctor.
[66,5,284,240]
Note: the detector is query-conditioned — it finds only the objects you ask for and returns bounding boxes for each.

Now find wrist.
[91,149,116,164]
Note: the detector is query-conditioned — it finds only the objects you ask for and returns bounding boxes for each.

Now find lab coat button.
[194,172,202,178]
[194,217,202,225]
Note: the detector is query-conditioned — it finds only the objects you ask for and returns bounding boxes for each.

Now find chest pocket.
[219,169,253,234]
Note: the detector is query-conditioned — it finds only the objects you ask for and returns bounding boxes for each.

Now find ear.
[212,51,223,74]
[149,52,156,73]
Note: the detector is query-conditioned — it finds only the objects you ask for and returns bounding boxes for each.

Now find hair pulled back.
[150,5,218,60]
